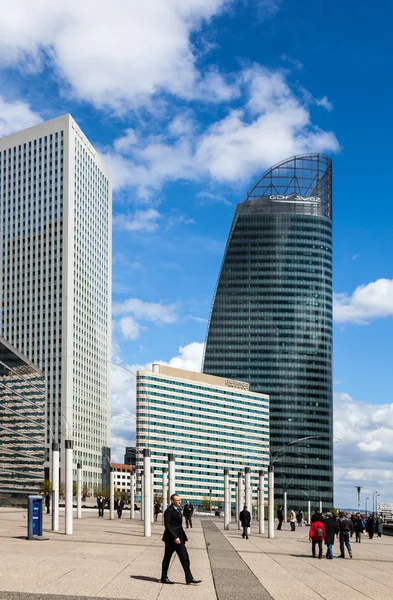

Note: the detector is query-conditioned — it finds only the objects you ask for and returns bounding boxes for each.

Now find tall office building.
[203,154,333,509]
[0,115,112,487]
[136,364,269,507]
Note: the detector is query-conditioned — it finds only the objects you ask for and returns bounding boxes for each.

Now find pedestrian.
[277,505,284,530]
[324,513,339,559]
[309,516,326,558]
[311,508,324,523]
[375,514,383,538]
[366,514,375,539]
[160,493,201,586]
[290,508,296,531]
[154,502,162,522]
[117,497,124,518]
[183,501,194,528]
[297,508,304,527]
[338,512,353,558]
[353,513,364,543]
[45,492,50,515]
[239,505,251,539]
[97,495,105,518]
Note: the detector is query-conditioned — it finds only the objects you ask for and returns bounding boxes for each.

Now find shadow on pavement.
[130,576,160,583]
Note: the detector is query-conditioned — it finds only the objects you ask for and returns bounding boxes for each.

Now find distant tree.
[94,486,104,498]
[202,497,211,511]
[154,495,163,504]
[59,482,65,499]
[40,480,52,494]
[73,482,77,497]
[82,484,89,500]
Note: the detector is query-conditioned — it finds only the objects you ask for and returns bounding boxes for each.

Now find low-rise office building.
[111,463,135,495]
[0,336,45,498]
[136,364,269,508]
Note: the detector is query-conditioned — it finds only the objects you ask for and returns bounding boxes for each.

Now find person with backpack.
[309,517,326,558]
[338,512,353,558]
[353,513,365,543]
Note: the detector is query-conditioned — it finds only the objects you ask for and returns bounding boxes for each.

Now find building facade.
[124,447,137,466]
[111,463,135,495]
[0,336,45,497]
[136,364,269,508]
[0,115,112,487]
[203,154,333,510]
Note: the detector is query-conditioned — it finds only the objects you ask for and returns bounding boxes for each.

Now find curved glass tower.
[203,154,333,509]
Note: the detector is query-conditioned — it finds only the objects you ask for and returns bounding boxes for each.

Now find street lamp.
[365,497,369,516]
[376,493,380,515]
[209,488,212,516]
[373,491,378,515]
[354,486,362,512]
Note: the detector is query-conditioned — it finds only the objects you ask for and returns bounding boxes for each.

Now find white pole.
[168,453,175,500]
[51,442,59,531]
[245,467,251,513]
[284,490,287,523]
[143,449,151,537]
[224,469,230,530]
[235,482,238,530]
[237,471,242,530]
[162,467,168,521]
[151,467,155,524]
[308,499,311,525]
[268,465,274,539]
[65,440,73,535]
[77,462,82,519]
[110,468,115,520]
[319,497,323,514]
[130,472,135,519]
[259,470,265,534]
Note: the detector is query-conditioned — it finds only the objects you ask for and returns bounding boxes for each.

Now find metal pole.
[224,469,230,530]
[151,467,155,524]
[245,467,251,520]
[51,442,59,531]
[237,471,242,529]
[141,471,144,521]
[77,462,82,519]
[259,470,265,534]
[284,489,287,523]
[268,464,274,539]
[162,467,168,520]
[130,472,135,519]
[110,468,115,520]
[143,449,151,537]
[308,499,311,525]
[365,497,368,517]
[65,440,73,535]
[168,454,175,501]
[319,496,323,514]
[235,482,238,531]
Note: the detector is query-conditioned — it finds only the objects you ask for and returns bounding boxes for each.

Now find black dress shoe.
[161,577,174,584]
[187,579,202,585]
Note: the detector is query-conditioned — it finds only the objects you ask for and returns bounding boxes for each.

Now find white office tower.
[0,115,112,487]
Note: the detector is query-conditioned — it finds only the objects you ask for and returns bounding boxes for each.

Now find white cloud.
[113,209,161,233]
[0,95,42,138]
[334,392,393,508]
[0,0,239,110]
[113,297,178,324]
[118,316,140,340]
[105,64,339,195]
[334,278,393,324]
[110,342,204,461]
[315,95,333,111]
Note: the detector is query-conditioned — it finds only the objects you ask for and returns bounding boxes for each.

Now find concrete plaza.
[1,508,393,600]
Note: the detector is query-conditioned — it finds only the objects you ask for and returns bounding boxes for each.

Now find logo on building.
[270,195,321,203]
[225,378,249,391]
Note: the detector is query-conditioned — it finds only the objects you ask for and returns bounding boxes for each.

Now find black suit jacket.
[162,504,188,544]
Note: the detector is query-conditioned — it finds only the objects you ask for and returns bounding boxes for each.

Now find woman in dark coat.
[324,513,339,559]
[366,515,375,539]
[353,513,364,543]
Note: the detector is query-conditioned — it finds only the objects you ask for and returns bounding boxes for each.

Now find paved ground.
[1,508,393,600]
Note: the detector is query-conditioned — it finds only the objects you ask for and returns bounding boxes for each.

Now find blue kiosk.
[27,495,48,540]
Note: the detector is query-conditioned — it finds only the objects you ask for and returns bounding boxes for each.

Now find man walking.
[117,497,124,518]
[290,509,296,531]
[277,505,284,530]
[45,492,50,515]
[338,512,353,558]
[97,495,105,518]
[324,512,339,559]
[161,493,201,586]
[183,501,194,528]
[239,505,251,539]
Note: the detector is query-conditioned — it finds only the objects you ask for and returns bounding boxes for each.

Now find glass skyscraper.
[203,154,333,510]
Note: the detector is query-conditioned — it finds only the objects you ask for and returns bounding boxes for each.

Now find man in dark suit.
[117,498,124,518]
[239,505,251,539]
[161,493,201,585]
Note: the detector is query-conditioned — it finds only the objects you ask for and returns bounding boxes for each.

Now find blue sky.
[1,0,393,509]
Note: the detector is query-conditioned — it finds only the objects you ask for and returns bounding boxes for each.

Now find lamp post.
[354,486,362,512]
[376,493,380,515]
[373,491,378,516]
[365,497,369,517]
[209,488,212,516]
[300,490,312,525]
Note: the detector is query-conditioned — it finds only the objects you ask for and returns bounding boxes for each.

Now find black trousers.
[161,542,193,583]
[312,540,323,557]
[117,509,123,518]
[242,526,249,538]
[277,519,283,530]
[98,508,104,517]
[185,516,193,528]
